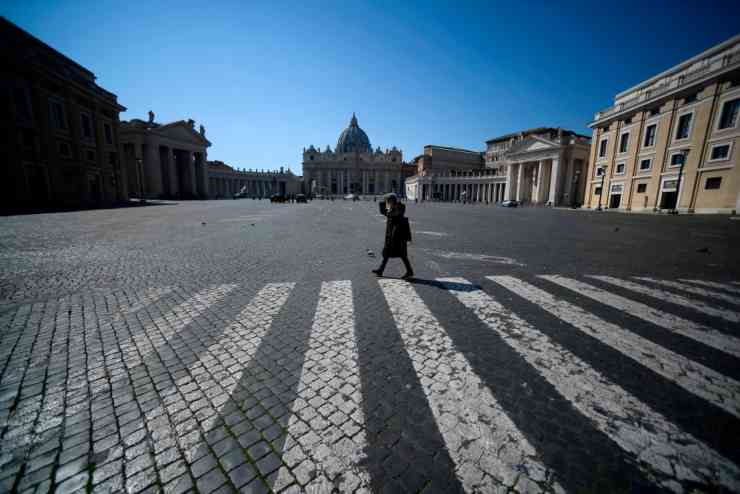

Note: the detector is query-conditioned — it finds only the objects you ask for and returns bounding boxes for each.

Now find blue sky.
[4,0,739,173]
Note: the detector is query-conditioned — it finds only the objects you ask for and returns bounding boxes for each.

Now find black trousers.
[378,255,413,274]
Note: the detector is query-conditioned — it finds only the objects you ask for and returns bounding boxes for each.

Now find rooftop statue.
[200,124,206,137]
[148,110,155,123]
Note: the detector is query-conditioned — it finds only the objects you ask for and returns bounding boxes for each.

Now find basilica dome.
[336,113,372,153]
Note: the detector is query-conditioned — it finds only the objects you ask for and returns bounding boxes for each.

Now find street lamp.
[671,148,690,215]
[596,167,606,211]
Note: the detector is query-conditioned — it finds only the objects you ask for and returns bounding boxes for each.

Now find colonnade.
[208,176,286,198]
[416,180,506,202]
[126,143,208,199]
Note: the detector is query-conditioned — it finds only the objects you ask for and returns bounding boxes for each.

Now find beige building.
[302,114,405,196]
[120,112,211,200]
[489,128,591,206]
[208,161,302,198]
[1,17,127,210]
[405,146,492,201]
[585,34,740,214]
[404,128,589,206]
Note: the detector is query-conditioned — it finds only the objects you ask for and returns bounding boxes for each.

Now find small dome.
[336,113,371,154]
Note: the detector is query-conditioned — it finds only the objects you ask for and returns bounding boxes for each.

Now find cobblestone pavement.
[1,200,739,493]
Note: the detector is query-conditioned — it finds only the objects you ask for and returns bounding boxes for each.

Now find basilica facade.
[302,114,405,196]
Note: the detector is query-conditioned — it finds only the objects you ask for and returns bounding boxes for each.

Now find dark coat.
[380,202,411,258]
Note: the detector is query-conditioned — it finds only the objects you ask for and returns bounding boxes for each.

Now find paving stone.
[55,471,89,494]
[195,468,227,494]
[190,453,218,479]
[227,462,257,489]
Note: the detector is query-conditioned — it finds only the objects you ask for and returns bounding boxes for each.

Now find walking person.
[372,193,414,279]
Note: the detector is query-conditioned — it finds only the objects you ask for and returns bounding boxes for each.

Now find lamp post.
[596,168,606,211]
[671,148,690,215]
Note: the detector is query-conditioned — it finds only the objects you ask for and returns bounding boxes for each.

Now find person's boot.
[371,268,383,277]
[401,270,414,280]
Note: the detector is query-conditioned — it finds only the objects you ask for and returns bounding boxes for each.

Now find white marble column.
[516,164,524,201]
[549,157,560,205]
[532,160,545,202]
[505,164,515,201]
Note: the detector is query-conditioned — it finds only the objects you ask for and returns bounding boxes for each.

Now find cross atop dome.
[350,112,358,127]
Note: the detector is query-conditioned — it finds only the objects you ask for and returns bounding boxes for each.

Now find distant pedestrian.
[372,193,414,279]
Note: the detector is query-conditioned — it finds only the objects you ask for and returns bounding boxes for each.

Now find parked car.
[270,194,286,203]
[296,194,307,203]
[500,199,518,208]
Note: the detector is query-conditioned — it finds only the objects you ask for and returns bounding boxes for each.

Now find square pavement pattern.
[1,272,740,493]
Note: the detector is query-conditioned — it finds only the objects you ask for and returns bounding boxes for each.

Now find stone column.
[201,152,209,198]
[516,164,524,202]
[535,160,544,203]
[166,148,177,197]
[144,142,162,197]
[549,157,560,206]
[505,164,514,201]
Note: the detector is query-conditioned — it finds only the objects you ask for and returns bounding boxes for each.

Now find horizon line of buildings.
[2,16,739,214]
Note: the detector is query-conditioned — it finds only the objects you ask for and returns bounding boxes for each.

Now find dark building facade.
[0,17,127,210]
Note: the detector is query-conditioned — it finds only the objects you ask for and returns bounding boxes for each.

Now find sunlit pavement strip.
[589,275,740,324]
[681,279,740,295]
[0,286,177,454]
[488,276,740,419]
[441,277,740,492]
[378,278,563,493]
[541,276,740,358]
[274,280,370,492]
[635,277,740,307]
[117,282,295,493]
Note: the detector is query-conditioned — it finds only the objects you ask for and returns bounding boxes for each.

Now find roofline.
[423,144,482,155]
[1,16,96,79]
[615,33,740,100]
[485,127,589,144]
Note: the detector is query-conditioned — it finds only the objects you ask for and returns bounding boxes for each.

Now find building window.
[637,183,647,193]
[50,100,67,130]
[598,138,608,158]
[58,141,71,158]
[618,133,629,153]
[85,149,96,162]
[705,177,722,190]
[13,87,33,121]
[718,98,739,130]
[108,152,117,166]
[709,143,731,162]
[683,93,697,104]
[104,123,113,144]
[595,187,603,195]
[675,113,692,140]
[670,153,686,167]
[649,108,660,116]
[615,162,625,175]
[624,117,632,125]
[595,166,605,177]
[639,158,652,171]
[80,113,93,139]
[643,124,657,147]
